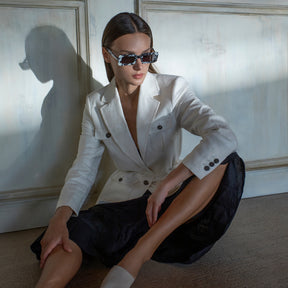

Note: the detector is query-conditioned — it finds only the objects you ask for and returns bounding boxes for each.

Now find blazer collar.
[99,72,160,168]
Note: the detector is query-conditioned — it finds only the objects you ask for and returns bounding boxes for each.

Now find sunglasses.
[106,48,159,66]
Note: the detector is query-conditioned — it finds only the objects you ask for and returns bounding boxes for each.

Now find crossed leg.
[117,164,228,280]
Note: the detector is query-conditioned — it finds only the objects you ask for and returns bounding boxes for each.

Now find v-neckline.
[118,87,141,155]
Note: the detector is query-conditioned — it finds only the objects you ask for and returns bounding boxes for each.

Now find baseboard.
[243,166,288,198]
[0,187,59,233]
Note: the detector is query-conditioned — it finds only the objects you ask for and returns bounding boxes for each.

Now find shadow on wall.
[0,26,104,191]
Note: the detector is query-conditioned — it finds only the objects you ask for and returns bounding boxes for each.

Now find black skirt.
[31,152,245,267]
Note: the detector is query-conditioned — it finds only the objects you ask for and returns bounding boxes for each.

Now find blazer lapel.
[137,73,160,158]
[100,79,145,167]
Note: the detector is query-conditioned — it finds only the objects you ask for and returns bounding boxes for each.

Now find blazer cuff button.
[214,158,219,164]
[209,162,215,167]
[204,166,210,171]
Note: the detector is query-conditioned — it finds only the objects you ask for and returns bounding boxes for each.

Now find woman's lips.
[133,73,143,79]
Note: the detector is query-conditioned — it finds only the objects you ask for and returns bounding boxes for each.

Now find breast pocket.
[149,114,176,150]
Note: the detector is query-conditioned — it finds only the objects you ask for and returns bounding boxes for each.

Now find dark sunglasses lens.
[142,52,158,63]
[121,55,136,65]
[141,53,153,63]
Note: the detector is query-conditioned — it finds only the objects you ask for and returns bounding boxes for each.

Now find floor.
[0,192,287,288]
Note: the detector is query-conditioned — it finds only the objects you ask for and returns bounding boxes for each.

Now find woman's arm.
[56,95,105,215]
[173,76,237,180]
[146,163,193,227]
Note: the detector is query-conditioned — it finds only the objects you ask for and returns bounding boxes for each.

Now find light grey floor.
[0,192,287,288]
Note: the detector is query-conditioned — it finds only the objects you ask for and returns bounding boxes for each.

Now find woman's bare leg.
[35,240,82,288]
[119,164,228,278]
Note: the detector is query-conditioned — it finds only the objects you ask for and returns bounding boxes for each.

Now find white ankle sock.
[100,265,135,288]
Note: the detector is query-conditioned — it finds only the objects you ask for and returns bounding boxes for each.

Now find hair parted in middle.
[102,12,158,82]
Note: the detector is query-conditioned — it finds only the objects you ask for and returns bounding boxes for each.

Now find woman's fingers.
[40,237,72,268]
[39,227,72,269]
[62,237,73,253]
[146,197,162,227]
[40,240,57,268]
[152,203,159,226]
[146,199,153,227]
[146,201,152,227]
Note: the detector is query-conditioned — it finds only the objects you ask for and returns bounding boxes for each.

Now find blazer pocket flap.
[111,171,138,184]
[93,125,112,140]
[150,114,175,134]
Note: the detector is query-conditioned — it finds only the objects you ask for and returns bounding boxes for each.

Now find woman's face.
[104,32,152,90]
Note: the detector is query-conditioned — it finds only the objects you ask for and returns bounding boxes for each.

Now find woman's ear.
[102,47,111,63]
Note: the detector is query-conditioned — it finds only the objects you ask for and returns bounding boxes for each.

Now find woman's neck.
[116,81,140,102]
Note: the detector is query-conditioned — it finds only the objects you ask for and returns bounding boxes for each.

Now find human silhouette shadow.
[0,26,103,191]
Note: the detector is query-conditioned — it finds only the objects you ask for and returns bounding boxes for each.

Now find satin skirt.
[31,152,245,267]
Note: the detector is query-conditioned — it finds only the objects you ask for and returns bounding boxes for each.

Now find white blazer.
[57,73,237,215]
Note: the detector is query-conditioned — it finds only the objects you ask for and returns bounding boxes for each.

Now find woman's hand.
[40,206,73,268]
[146,182,169,227]
[146,164,193,228]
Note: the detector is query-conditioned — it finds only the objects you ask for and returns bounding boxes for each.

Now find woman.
[31,12,245,288]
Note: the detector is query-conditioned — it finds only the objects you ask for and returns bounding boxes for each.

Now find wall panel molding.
[0,186,60,204]
[245,157,288,171]
[138,0,288,13]
[0,0,90,68]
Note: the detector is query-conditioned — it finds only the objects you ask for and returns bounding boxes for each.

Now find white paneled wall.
[1,0,287,232]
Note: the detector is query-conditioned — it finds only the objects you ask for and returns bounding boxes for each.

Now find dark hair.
[102,12,158,82]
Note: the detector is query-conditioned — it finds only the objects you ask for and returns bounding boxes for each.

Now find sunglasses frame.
[106,48,159,66]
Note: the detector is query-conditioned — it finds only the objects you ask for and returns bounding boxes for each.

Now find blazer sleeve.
[173,77,237,179]
[56,96,105,215]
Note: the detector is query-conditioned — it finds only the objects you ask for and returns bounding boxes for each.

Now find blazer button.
[157,125,163,130]
[118,178,123,182]
[209,162,215,167]
[204,166,210,171]
[143,180,149,185]
[106,132,111,138]
[214,158,219,164]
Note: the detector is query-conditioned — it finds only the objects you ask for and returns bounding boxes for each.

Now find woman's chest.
[120,96,139,149]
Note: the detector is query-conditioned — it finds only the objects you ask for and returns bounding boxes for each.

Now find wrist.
[162,164,193,192]
[51,206,73,225]
[157,180,171,196]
